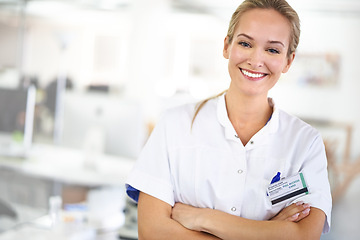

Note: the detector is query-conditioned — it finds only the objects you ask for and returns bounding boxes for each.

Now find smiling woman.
[125,0,332,240]
[224,8,295,111]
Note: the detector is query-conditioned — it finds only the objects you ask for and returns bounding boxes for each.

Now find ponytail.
[191,90,227,129]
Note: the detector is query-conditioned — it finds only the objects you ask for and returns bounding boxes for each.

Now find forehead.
[235,8,291,44]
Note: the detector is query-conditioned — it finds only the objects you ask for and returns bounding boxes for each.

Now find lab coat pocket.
[169,147,198,205]
[194,147,234,210]
[263,177,287,220]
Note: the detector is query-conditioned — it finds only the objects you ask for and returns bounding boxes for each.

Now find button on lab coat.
[126,94,332,233]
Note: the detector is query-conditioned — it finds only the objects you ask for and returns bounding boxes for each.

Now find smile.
[241,69,267,79]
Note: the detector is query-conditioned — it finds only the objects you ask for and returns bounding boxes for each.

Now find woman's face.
[224,8,295,97]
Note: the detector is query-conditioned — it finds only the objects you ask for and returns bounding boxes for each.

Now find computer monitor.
[0,86,36,158]
[60,92,146,159]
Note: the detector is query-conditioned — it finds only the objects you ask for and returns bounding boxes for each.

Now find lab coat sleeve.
[292,133,332,234]
[125,114,175,206]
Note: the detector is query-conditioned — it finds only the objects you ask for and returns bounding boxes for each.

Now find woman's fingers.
[287,212,300,221]
[271,201,311,222]
[172,202,201,231]
[290,207,311,222]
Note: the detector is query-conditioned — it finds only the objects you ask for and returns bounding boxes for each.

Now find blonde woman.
[126,0,332,239]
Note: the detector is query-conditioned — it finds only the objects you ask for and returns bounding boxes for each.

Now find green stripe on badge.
[300,173,309,194]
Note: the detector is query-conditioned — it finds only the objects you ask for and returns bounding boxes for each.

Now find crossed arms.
[137,192,325,240]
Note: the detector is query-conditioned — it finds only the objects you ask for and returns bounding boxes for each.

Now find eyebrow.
[269,40,285,48]
[236,33,285,48]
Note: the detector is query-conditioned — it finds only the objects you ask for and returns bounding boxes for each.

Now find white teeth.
[241,69,265,78]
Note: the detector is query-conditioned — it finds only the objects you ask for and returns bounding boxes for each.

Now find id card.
[267,172,308,205]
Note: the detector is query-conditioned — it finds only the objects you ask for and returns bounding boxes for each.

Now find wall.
[0,2,359,158]
[271,11,360,159]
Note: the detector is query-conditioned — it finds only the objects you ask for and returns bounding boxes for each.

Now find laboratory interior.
[0,0,359,239]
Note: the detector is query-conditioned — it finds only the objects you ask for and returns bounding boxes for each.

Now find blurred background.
[0,0,359,239]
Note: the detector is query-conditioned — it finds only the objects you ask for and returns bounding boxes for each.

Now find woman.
[126,0,332,239]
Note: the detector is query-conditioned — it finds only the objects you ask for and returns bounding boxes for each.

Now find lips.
[240,68,267,80]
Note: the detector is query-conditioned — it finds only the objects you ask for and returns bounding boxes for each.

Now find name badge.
[267,172,308,205]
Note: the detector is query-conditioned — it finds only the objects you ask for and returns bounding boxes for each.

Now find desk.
[0,212,122,240]
[0,143,136,187]
[0,143,137,239]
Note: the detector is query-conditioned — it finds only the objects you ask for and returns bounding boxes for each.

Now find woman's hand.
[171,201,322,240]
[171,202,206,232]
[271,202,311,222]
[172,201,311,232]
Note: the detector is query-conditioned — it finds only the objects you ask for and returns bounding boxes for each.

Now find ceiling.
[0,0,360,17]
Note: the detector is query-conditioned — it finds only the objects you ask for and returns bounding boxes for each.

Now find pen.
[271,172,281,184]
[267,172,281,197]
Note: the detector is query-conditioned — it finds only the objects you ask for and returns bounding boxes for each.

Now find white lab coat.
[126,94,332,233]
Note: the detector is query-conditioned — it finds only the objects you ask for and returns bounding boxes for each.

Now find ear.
[282,52,296,73]
[223,36,230,59]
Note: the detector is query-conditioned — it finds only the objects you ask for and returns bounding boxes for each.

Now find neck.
[225,88,272,128]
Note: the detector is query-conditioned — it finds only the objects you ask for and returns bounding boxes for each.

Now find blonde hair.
[191,90,227,127]
[227,0,300,57]
[191,0,300,127]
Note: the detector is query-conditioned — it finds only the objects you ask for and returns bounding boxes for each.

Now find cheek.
[267,58,288,74]
[229,47,246,63]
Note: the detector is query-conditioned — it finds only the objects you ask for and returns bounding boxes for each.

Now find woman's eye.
[267,48,280,54]
[239,41,251,48]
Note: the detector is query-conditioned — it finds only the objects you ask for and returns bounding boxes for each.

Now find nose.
[247,48,264,68]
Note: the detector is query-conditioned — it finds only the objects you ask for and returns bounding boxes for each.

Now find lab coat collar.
[217,93,237,141]
[217,94,279,141]
[267,97,279,134]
